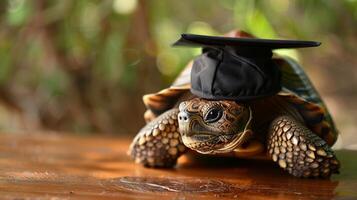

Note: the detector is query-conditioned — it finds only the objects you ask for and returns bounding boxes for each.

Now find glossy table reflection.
[0,133,356,200]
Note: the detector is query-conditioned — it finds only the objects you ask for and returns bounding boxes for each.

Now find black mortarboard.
[173,34,320,101]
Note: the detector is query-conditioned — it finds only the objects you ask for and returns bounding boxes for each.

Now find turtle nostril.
[178,112,189,122]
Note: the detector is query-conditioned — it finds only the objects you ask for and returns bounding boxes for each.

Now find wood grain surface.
[0,133,356,200]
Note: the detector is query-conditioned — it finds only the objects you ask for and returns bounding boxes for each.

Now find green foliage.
[6,0,32,26]
[0,0,355,134]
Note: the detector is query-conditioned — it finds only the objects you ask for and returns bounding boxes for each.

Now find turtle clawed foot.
[129,108,187,168]
[130,143,179,168]
[268,116,340,178]
[130,135,184,168]
[285,138,340,178]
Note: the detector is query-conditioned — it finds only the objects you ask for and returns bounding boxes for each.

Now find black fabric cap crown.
[173,34,320,101]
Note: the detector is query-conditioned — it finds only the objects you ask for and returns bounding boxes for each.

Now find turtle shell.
[143,55,338,148]
[276,56,338,146]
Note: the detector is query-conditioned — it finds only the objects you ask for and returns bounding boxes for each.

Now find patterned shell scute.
[276,56,338,146]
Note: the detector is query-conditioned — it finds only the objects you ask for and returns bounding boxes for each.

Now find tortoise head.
[178,98,253,154]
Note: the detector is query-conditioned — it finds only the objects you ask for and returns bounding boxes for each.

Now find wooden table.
[0,133,356,200]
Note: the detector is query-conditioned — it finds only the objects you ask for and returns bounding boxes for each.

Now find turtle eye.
[205,107,223,123]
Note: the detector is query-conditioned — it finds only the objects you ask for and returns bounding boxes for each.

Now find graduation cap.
[173,34,320,101]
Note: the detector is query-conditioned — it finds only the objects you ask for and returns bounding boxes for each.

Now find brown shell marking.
[143,84,190,116]
[279,92,337,146]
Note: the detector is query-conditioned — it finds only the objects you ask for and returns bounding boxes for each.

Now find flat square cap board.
[173,34,321,101]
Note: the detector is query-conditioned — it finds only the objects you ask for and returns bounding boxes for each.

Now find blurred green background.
[0,0,356,147]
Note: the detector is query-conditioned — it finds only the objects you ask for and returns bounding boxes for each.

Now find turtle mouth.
[182,130,252,154]
[181,133,241,154]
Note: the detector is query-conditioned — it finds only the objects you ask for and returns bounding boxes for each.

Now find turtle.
[129,33,340,178]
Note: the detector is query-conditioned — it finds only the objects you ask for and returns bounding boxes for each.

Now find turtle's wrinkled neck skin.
[248,96,305,141]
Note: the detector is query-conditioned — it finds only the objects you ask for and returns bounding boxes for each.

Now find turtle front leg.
[129,108,187,167]
[267,115,340,178]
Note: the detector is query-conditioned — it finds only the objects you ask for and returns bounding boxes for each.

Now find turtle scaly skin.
[130,109,186,167]
[268,115,339,177]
